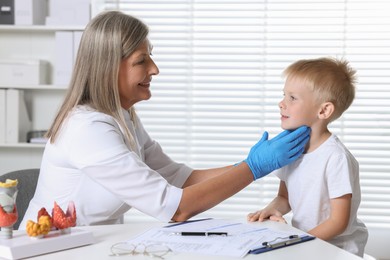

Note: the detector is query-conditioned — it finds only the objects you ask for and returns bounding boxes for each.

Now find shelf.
[0,21,80,174]
[0,143,46,148]
[0,25,84,32]
[0,85,67,90]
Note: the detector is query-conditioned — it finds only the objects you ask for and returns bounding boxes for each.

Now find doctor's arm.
[173,162,253,221]
[182,166,234,187]
[172,126,310,222]
[182,125,311,189]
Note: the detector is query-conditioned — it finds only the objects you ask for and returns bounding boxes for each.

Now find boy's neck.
[304,126,331,153]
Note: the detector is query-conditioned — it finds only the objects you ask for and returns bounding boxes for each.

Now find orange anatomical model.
[25,201,77,238]
[0,179,18,239]
[52,201,77,230]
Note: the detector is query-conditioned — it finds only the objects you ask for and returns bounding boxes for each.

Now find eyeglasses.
[110,242,171,259]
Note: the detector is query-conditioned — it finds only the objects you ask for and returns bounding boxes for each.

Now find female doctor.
[20,11,310,228]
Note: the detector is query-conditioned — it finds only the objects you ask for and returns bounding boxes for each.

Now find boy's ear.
[318,102,334,120]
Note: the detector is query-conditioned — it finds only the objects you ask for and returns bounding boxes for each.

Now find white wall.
[365,227,390,260]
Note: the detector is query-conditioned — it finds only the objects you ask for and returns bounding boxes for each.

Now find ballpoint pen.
[173,231,228,236]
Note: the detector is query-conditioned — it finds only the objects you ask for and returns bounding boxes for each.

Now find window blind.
[93,0,390,228]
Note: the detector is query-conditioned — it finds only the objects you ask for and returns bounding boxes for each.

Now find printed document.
[126,219,308,258]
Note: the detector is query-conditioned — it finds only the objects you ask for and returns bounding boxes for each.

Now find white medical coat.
[20,105,193,228]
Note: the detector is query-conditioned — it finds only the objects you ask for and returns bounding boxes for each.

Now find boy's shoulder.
[325,134,349,152]
[323,134,358,163]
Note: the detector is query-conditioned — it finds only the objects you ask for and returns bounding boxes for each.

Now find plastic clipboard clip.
[249,235,315,254]
[262,235,301,249]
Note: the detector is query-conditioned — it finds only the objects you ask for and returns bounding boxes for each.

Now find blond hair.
[47,11,149,146]
[283,57,356,121]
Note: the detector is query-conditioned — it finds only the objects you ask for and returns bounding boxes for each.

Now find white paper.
[126,219,308,258]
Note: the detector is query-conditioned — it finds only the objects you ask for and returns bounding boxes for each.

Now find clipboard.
[128,218,316,258]
[249,235,315,254]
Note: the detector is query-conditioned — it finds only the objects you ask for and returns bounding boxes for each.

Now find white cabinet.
[0,25,83,174]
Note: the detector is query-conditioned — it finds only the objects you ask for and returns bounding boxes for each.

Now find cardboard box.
[46,0,90,26]
[54,32,73,85]
[15,0,47,25]
[0,60,49,86]
[73,31,83,63]
[5,89,31,143]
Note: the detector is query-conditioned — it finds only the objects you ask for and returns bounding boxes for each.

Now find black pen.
[179,231,228,236]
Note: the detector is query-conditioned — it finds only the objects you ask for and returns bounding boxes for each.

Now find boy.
[247,57,368,257]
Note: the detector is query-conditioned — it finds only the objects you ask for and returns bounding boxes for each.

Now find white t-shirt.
[20,105,193,228]
[274,134,368,257]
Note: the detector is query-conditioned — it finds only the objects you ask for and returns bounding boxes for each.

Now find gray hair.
[47,11,149,146]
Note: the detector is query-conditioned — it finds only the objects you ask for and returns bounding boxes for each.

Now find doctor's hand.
[244,126,310,180]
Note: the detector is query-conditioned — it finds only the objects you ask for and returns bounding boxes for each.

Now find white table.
[20,220,361,260]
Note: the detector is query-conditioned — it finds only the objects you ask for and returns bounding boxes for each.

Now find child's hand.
[247,208,286,223]
[269,215,287,224]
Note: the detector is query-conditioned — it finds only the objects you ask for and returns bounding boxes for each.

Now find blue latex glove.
[244,126,310,180]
